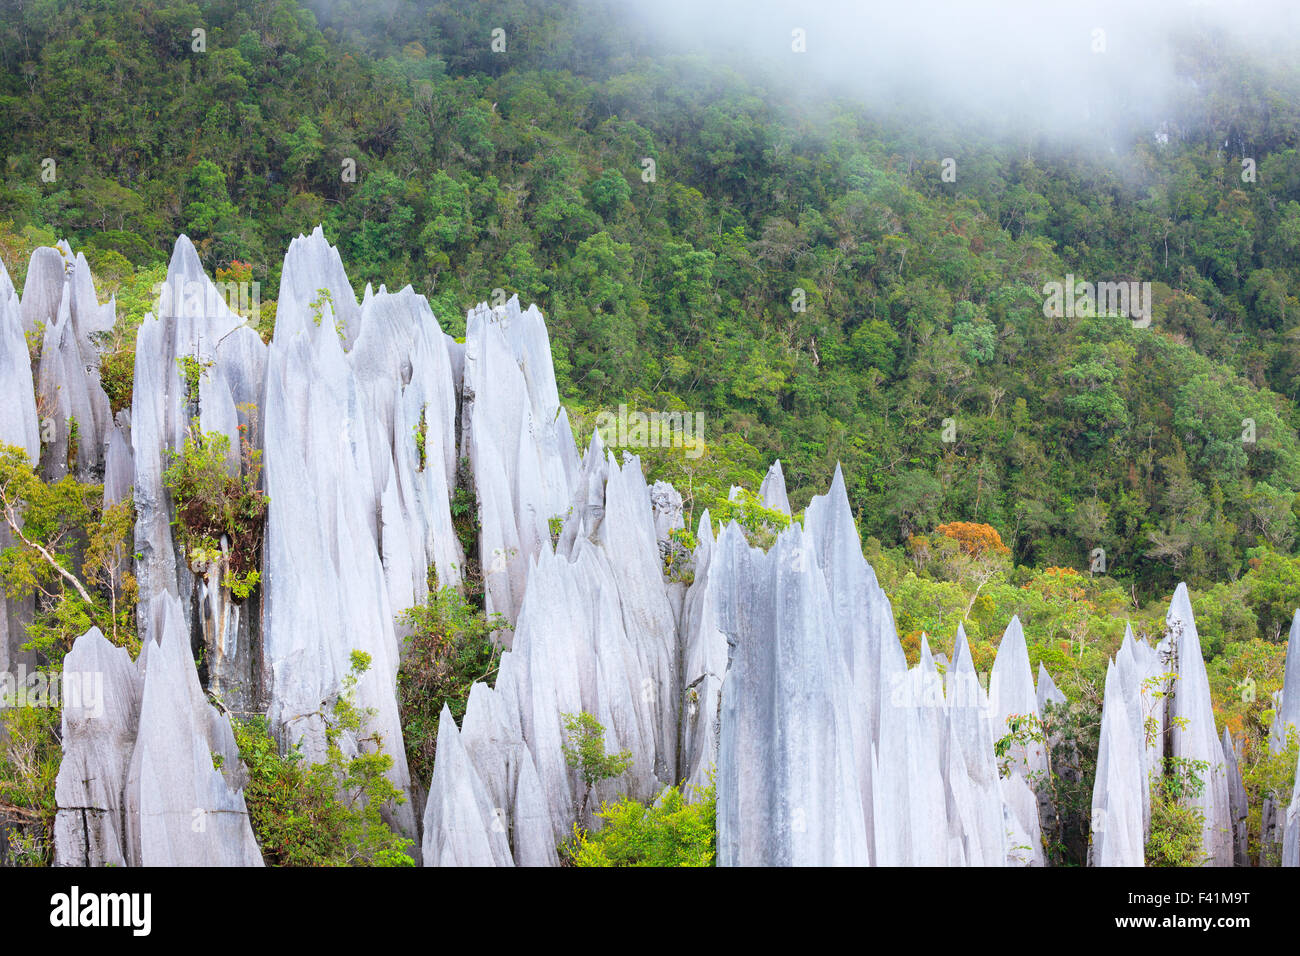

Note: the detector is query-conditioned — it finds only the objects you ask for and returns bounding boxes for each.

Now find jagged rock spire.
[990,615,1046,865]
[714,521,870,865]
[1166,583,1234,866]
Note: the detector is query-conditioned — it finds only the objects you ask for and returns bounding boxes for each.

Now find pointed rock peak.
[166,234,204,280]
[1104,656,1119,692]
[716,518,751,553]
[991,614,1037,718]
[0,255,13,300]
[1037,661,1066,710]
[759,460,791,515]
[829,461,847,494]
[1037,661,1057,693]
[1273,609,1300,745]
[811,461,851,517]
[999,615,1026,655]
[918,633,937,673]
[950,623,975,673]
[1167,582,1195,628]
[696,508,714,545]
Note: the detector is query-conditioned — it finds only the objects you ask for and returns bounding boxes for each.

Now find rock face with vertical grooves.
[132,237,244,628]
[1113,623,1166,836]
[262,229,420,846]
[1223,726,1249,866]
[31,244,113,483]
[944,625,1006,866]
[0,255,39,463]
[1090,658,1147,866]
[1166,583,1234,866]
[0,255,39,680]
[460,297,577,636]
[421,705,515,867]
[52,627,142,867]
[105,594,263,866]
[802,464,898,854]
[989,616,1046,866]
[420,444,675,863]
[1284,752,1300,867]
[759,459,791,515]
[1090,597,1243,868]
[714,522,870,866]
[4,232,1281,870]
[873,636,948,865]
[677,512,727,795]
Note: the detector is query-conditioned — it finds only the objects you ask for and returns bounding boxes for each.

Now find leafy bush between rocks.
[562,710,632,817]
[1145,756,1211,867]
[163,423,267,601]
[232,651,414,867]
[1244,725,1299,866]
[708,488,790,549]
[0,703,62,866]
[565,777,717,867]
[396,586,508,787]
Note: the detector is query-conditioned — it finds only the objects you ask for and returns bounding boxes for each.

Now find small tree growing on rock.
[562,711,631,817]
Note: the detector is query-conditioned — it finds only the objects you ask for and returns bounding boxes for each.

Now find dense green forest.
[0,0,1297,867]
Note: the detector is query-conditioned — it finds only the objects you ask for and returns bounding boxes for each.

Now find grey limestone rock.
[421,705,515,867]
[989,615,1046,865]
[714,522,870,866]
[1261,609,1300,862]
[1090,658,1147,866]
[1166,583,1234,866]
[123,595,263,866]
[1222,726,1249,866]
[52,627,142,867]
[758,459,791,515]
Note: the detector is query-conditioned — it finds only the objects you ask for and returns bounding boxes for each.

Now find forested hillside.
[4,0,1299,599]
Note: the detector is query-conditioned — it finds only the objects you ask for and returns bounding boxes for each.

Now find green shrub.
[1145,756,1210,867]
[562,711,632,816]
[1244,724,1299,866]
[413,405,428,472]
[396,586,507,787]
[566,778,716,867]
[0,703,62,866]
[709,488,790,549]
[233,651,414,866]
[163,423,267,600]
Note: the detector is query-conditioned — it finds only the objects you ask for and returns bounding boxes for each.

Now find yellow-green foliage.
[566,779,716,867]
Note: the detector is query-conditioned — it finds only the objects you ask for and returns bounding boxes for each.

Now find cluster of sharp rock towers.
[0,229,1296,867]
